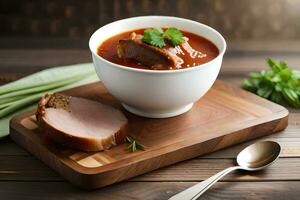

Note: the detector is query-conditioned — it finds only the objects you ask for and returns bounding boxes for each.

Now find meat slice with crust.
[36,93,128,151]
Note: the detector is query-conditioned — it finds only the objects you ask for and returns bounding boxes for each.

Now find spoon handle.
[168,166,241,200]
[190,166,241,200]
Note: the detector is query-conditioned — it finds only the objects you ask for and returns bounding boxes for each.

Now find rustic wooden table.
[0,41,300,199]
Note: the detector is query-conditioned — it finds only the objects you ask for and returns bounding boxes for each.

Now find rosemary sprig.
[125,136,145,152]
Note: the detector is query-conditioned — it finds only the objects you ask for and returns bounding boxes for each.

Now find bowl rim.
[89,15,226,74]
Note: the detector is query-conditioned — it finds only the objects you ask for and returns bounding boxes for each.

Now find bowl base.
[122,103,194,118]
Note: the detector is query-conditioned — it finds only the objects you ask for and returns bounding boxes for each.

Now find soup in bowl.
[89,16,226,118]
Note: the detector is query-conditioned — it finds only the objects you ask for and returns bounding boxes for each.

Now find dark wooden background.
[1,0,300,48]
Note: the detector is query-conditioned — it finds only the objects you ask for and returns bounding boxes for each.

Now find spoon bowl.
[237,141,281,170]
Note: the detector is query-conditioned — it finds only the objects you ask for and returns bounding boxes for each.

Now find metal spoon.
[169,141,281,200]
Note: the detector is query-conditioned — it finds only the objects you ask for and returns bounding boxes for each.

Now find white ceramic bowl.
[89,16,226,118]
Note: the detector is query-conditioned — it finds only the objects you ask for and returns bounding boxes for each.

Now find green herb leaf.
[142,27,184,48]
[243,58,300,108]
[142,28,165,48]
[257,86,273,98]
[163,27,184,46]
[125,136,145,152]
[270,91,283,104]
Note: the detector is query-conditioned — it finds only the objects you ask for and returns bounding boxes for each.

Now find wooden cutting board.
[10,81,289,189]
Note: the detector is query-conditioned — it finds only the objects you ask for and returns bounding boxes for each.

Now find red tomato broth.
[97,28,219,70]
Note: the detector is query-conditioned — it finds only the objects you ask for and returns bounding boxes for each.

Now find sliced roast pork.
[117,32,183,70]
[36,93,128,151]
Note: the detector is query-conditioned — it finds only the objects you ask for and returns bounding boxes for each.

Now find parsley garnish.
[125,136,145,152]
[163,27,184,46]
[142,27,184,48]
[142,28,165,48]
[243,58,300,108]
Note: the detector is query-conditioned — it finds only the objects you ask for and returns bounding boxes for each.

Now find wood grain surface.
[0,46,300,199]
[9,80,288,189]
[0,181,300,200]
